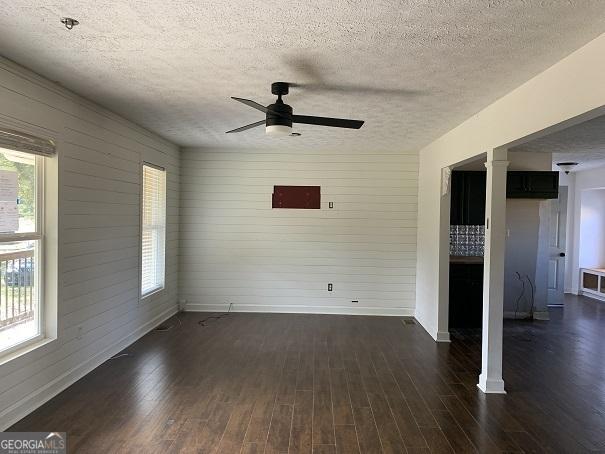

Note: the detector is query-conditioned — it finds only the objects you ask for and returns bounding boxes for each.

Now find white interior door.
[547,186,567,306]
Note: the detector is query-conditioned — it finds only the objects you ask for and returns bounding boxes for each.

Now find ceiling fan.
[226,82,364,136]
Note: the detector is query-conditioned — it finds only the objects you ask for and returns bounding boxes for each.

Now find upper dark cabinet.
[506,171,559,199]
[451,171,486,225]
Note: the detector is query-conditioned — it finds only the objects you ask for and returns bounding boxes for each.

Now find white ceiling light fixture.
[265,124,292,137]
[556,162,578,174]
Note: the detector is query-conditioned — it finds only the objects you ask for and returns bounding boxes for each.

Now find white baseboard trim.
[185,303,414,317]
[503,310,549,320]
[533,311,550,320]
[0,304,178,431]
[580,291,605,302]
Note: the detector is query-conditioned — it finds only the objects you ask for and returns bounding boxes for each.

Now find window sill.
[140,286,165,301]
[0,336,56,367]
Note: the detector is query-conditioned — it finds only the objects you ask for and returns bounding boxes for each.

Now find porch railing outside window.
[0,248,35,330]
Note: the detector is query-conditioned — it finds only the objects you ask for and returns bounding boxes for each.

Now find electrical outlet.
[328,283,333,291]
[329,202,334,209]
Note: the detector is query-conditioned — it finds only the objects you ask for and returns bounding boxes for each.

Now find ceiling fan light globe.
[266,125,292,136]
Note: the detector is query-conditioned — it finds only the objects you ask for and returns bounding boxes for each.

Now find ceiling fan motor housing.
[266,101,293,128]
[267,82,293,135]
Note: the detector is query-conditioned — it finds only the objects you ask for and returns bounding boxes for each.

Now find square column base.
[477,374,506,394]
[436,331,451,342]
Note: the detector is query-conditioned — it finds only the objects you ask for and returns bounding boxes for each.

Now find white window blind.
[0,128,56,157]
[141,164,166,297]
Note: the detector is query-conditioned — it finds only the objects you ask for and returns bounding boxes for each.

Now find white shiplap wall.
[0,57,179,429]
[179,147,418,316]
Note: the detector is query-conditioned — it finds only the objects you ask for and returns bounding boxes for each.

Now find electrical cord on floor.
[108,353,133,360]
[155,324,174,332]
[514,271,526,320]
[526,274,536,320]
[154,313,184,332]
[198,303,233,326]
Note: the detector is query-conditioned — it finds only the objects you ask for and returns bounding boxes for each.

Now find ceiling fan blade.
[284,55,327,85]
[292,115,364,129]
[231,97,268,113]
[292,83,423,97]
[285,55,422,97]
[225,120,265,134]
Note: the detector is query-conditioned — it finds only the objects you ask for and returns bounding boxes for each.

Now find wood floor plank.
[312,444,336,454]
[352,406,383,454]
[169,418,207,454]
[313,367,335,445]
[290,390,313,454]
[296,347,314,392]
[276,344,300,406]
[243,392,276,446]
[432,409,477,454]
[265,403,293,454]
[388,395,429,448]
[343,358,370,409]
[334,424,360,454]
[388,362,438,429]
[440,395,500,453]
[193,401,234,453]
[241,442,263,454]
[367,391,407,454]
[312,388,334,446]
[420,427,455,454]
[505,431,546,454]
[215,400,255,453]
[330,368,354,425]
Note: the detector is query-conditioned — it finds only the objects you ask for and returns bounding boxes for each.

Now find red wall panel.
[272,186,321,209]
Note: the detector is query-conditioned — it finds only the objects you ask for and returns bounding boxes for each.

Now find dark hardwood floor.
[10,295,605,453]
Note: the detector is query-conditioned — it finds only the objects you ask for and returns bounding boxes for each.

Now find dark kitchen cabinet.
[450,171,486,225]
[449,263,483,329]
[506,171,559,199]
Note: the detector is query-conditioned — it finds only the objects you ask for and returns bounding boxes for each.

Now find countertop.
[450,256,484,264]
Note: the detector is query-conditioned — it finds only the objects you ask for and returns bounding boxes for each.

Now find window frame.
[0,150,45,357]
[140,162,166,300]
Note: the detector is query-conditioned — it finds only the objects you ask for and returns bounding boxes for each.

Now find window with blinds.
[0,125,55,358]
[141,164,166,297]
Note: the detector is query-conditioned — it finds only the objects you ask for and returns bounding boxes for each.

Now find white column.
[478,148,509,394]
[437,167,452,342]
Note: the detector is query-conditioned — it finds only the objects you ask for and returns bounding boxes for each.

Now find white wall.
[179,147,418,316]
[503,152,553,317]
[503,200,542,315]
[566,166,605,293]
[0,57,180,429]
[416,32,605,340]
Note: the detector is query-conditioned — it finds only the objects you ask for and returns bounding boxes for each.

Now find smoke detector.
[60,17,79,30]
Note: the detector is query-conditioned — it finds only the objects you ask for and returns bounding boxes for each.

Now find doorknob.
[559,252,566,257]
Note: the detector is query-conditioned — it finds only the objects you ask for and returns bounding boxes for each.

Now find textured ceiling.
[1,1,605,151]
[511,115,605,172]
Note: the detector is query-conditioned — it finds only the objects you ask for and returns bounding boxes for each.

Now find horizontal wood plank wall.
[0,57,180,429]
[179,147,418,316]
